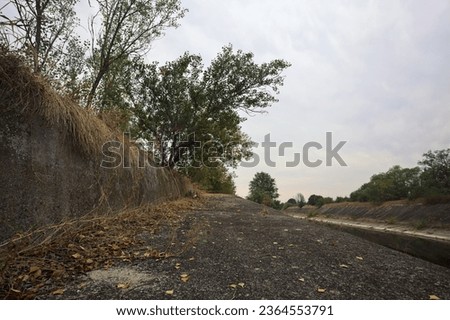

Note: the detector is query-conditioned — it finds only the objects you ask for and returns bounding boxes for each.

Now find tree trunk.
[34,0,42,73]
[85,67,107,109]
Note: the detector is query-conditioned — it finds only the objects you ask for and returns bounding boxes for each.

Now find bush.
[186,166,236,194]
[414,219,429,230]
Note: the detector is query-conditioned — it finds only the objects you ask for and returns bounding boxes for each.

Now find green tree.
[272,200,283,210]
[0,0,83,75]
[307,194,324,206]
[419,149,450,195]
[349,165,422,203]
[295,193,306,207]
[85,0,187,109]
[286,198,297,205]
[186,165,236,194]
[322,197,333,205]
[247,172,279,207]
[93,55,136,111]
[128,46,290,169]
[282,197,298,210]
[335,196,349,203]
[350,184,370,202]
[349,150,450,203]
[0,0,186,107]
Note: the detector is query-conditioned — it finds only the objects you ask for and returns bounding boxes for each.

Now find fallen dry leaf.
[229,284,237,289]
[339,264,349,269]
[117,283,130,289]
[175,263,181,269]
[52,289,65,295]
[317,288,326,293]
[0,196,206,300]
[238,282,245,288]
[71,253,82,259]
[165,290,174,295]
[34,269,42,277]
[180,273,190,282]
[78,282,88,289]
[188,257,195,261]
[52,269,65,278]
[356,256,364,261]
[144,251,156,258]
[429,295,440,300]
[29,266,40,273]
[299,278,305,282]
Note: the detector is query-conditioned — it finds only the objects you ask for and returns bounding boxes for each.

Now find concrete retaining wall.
[287,202,450,228]
[0,53,190,241]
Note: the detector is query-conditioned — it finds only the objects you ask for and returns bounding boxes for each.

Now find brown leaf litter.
[0,196,206,299]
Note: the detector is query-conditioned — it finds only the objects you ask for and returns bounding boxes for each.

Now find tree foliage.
[186,165,236,195]
[418,149,450,195]
[0,0,186,108]
[0,0,83,75]
[127,46,290,169]
[286,198,297,205]
[349,149,450,203]
[335,196,349,203]
[295,193,306,207]
[307,194,324,206]
[85,0,187,109]
[247,172,279,207]
[350,165,422,203]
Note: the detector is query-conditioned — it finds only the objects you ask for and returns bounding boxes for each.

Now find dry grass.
[0,196,206,299]
[0,51,113,156]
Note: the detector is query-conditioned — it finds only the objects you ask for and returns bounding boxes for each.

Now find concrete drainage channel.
[291,215,450,269]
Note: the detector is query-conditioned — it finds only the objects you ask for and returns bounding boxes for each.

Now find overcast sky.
[143,0,450,201]
[63,1,450,201]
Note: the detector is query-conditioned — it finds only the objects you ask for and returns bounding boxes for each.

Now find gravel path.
[59,194,450,300]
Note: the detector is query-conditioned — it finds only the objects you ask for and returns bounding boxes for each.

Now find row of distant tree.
[245,171,334,209]
[246,149,450,208]
[349,149,450,204]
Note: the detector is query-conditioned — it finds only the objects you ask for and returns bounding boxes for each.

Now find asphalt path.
[59,194,450,300]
